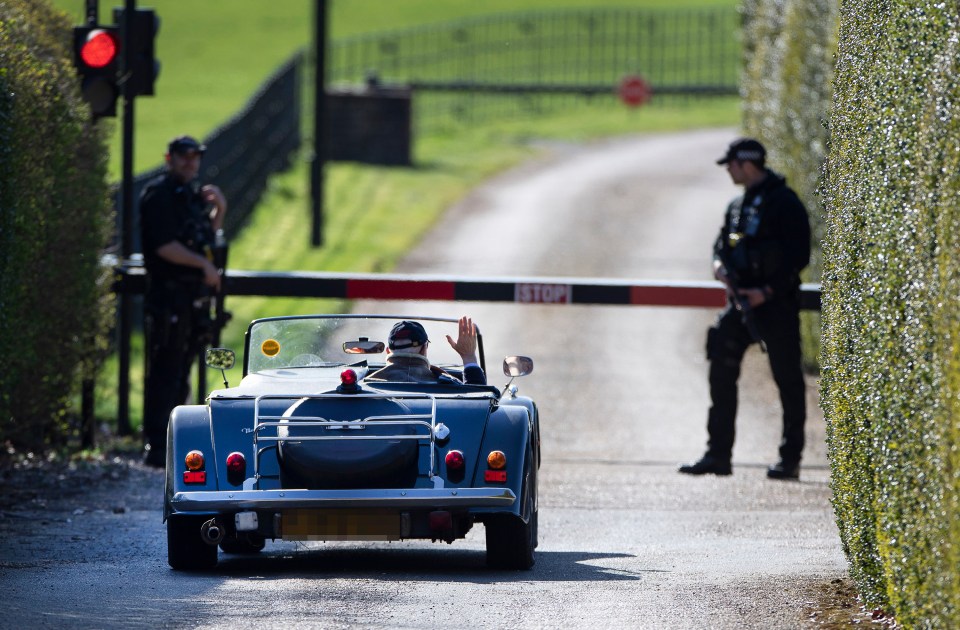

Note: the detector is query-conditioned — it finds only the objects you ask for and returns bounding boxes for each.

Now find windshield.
[245,315,476,375]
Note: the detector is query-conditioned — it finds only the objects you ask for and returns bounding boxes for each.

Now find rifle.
[210,228,232,347]
[716,253,767,353]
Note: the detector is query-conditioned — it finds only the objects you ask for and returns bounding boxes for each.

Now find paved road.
[0,128,845,628]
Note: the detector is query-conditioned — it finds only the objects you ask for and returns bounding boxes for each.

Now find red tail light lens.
[340,369,358,386]
[226,452,246,485]
[445,450,465,470]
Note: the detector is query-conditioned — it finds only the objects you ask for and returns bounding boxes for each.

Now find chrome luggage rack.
[248,393,442,488]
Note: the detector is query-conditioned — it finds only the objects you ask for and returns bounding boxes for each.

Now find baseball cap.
[388,320,429,350]
[716,138,766,165]
[168,135,207,155]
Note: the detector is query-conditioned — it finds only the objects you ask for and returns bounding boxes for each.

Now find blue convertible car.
[164,314,540,571]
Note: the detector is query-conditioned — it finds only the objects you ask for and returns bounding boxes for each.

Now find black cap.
[168,135,207,155]
[388,321,429,350]
[716,138,766,165]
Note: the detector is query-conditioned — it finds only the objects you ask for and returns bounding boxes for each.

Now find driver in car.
[366,317,486,385]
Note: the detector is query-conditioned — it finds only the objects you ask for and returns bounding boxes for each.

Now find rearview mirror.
[503,355,534,378]
[205,348,236,370]
[343,337,386,354]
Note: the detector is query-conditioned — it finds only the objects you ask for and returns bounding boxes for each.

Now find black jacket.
[713,170,811,298]
[139,173,213,290]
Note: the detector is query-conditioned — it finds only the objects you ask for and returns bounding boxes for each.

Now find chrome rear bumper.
[170,486,516,512]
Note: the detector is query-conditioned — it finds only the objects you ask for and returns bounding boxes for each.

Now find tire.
[167,514,218,570]
[485,474,537,570]
[220,533,266,554]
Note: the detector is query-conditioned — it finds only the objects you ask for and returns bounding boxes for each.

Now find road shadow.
[204,546,658,583]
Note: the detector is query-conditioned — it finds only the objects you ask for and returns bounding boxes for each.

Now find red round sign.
[619,75,652,107]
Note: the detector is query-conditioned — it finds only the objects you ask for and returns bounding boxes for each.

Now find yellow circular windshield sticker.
[261,339,281,357]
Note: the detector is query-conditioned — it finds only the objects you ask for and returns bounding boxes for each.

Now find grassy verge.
[93,96,739,426]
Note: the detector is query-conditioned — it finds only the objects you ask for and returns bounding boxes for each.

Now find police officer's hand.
[201,259,221,291]
[713,261,729,284]
[737,287,766,308]
[202,185,228,230]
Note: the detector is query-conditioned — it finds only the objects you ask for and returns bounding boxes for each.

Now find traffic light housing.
[73,26,120,118]
[115,8,160,97]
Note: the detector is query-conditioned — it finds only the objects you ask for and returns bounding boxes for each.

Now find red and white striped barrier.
[117,267,821,310]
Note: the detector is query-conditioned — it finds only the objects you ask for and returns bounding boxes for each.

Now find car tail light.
[445,450,465,470]
[445,449,465,484]
[226,452,246,485]
[185,450,204,471]
[338,368,359,393]
[487,450,506,469]
[183,450,206,484]
[484,450,507,483]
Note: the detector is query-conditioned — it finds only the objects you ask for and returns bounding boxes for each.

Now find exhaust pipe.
[200,518,225,546]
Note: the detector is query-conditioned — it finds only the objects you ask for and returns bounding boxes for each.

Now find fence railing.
[329,8,741,131]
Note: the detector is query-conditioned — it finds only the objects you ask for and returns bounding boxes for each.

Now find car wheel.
[485,475,537,570]
[220,533,266,554]
[167,514,218,570]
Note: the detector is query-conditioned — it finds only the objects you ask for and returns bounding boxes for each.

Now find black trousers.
[143,291,207,456]
[705,297,806,464]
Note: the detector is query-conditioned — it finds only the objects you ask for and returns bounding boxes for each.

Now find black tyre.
[485,474,537,570]
[167,514,218,570]
[220,533,266,554]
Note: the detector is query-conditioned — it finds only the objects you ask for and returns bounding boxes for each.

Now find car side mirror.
[206,348,236,370]
[205,348,236,389]
[503,355,534,378]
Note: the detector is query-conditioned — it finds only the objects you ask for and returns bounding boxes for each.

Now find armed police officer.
[679,138,811,480]
[140,135,227,467]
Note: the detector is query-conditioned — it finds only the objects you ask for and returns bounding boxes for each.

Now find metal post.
[117,0,137,435]
[311,0,328,246]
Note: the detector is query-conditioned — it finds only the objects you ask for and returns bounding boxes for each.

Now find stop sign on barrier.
[619,75,652,107]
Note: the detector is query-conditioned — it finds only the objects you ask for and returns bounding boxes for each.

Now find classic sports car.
[164,314,540,571]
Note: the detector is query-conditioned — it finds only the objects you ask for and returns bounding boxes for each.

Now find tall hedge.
[0,0,113,453]
[739,0,837,366]
[820,1,960,624]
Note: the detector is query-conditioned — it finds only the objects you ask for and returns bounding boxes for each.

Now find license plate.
[282,509,401,541]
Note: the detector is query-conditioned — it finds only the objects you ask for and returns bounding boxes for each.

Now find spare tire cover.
[277,397,421,489]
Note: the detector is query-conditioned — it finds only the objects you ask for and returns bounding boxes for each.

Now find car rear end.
[165,380,526,569]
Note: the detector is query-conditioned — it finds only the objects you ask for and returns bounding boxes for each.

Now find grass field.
[53,0,738,176]
[49,0,741,426]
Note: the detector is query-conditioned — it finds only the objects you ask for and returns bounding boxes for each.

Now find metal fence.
[329,8,741,131]
[118,50,303,252]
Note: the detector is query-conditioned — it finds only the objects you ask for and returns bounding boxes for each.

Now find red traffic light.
[79,29,118,69]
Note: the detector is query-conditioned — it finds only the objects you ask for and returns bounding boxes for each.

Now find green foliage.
[820,0,960,625]
[0,1,113,453]
[739,0,837,369]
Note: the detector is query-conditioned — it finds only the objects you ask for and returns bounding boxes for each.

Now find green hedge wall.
[739,0,837,367]
[0,1,113,453]
[742,0,960,624]
[820,1,960,625]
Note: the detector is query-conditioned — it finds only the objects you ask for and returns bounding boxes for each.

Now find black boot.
[678,455,731,476]
[766,460,800,480]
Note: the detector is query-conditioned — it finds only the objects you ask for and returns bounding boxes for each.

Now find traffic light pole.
[116,0,138,435]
